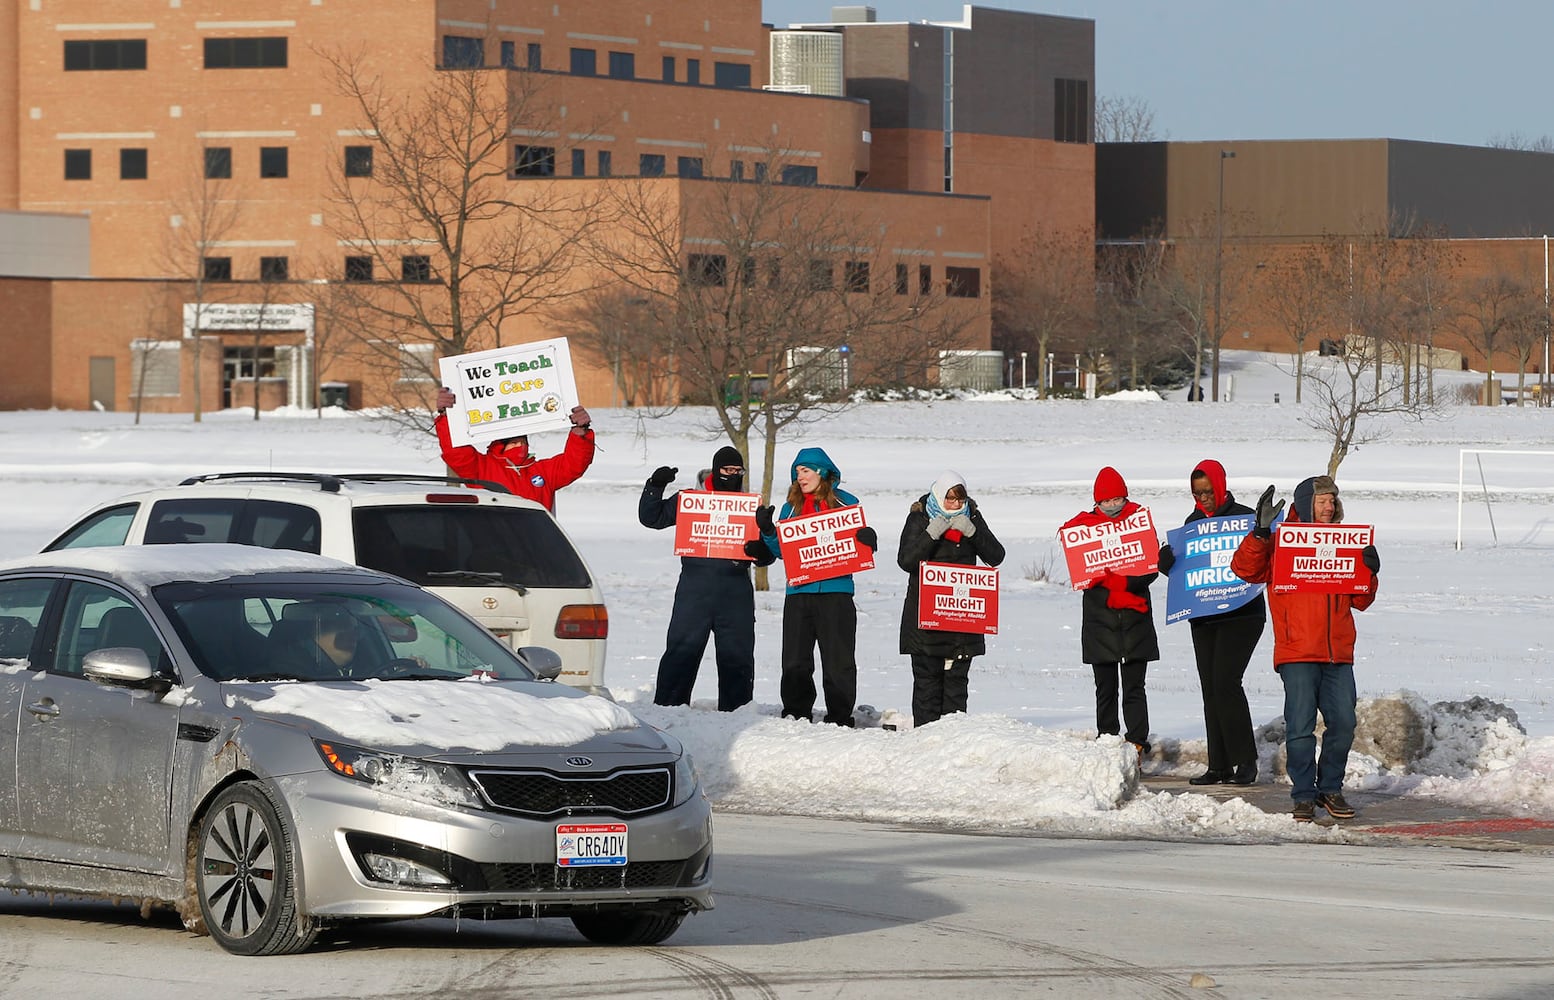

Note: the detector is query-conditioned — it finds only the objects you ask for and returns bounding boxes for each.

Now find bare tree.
[1487,132,1554,153]
[1456,272,1533,404]
[1095,95,1163,142]
[318,44,601,424]
[1299,335,1432,476]
[551,286,675,410]
[1395,227,1460,405]
[1094,237,1177,392]
[583,153,981,584]
[1260,244,1336,403]
[992,224,1093,398]
[156,144,242,422]
[1148,212,1253,399]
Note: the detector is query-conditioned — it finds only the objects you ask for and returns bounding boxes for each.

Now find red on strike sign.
[776,505,875,586]
[1272,523,1374,594]
[1059,508,1160,590]
[673,490,760,560]
[917,562,999,634]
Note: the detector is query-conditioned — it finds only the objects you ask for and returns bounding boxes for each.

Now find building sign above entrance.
[182,302,315,336]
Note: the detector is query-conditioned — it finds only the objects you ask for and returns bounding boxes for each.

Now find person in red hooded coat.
[1156,459,1266,786]
[433,386,594,513]
[1061,466,1159,758]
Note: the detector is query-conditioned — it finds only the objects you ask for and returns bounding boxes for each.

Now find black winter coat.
[1179,490,1267,627]
[897,496,1006,658]
[638,481,753,578]
[1079,572,1160,665]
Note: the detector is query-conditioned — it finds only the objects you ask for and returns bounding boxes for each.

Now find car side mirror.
[83,647,156,686]
[515,645,563,681]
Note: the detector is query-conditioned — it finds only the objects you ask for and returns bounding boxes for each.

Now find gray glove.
[947,513,976,537]
[926,516,951,539]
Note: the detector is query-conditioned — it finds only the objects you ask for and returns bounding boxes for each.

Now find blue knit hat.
[790,447,840,484]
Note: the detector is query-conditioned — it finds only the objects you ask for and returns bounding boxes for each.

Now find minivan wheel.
[196,782,318,955]
[571,910,686,945]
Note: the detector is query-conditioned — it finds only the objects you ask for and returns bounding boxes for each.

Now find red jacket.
[434,414,595,512]
[1231,524,1376,668]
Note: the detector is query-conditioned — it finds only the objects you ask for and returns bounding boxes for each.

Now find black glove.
[1361,544,1380,572]
[755,505,776,535]
[743,538,775,566]
[856,526,878,551]
[648,466,678,489]
[1253,485,1285,538]
[1157,543,1175,576]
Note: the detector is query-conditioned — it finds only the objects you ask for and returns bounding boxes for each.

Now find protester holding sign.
[1158,459,1266,786]
[745,447,877,727]
[433,386,593,512]
[895,472,1005,727]
[1231,476,1380,823]
[1060,466,1160,761]
[639,446,757,712]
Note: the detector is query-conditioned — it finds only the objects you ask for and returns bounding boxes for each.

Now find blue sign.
[1163,513,1272,624]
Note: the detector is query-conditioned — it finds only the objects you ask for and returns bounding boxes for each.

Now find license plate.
[556,822,628,867]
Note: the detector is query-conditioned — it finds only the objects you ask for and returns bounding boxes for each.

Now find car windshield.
[154,578,536,682]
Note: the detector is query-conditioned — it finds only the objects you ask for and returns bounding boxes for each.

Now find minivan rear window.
[353,506,592,589]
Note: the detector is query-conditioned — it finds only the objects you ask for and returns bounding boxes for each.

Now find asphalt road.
[3,812,1553,999]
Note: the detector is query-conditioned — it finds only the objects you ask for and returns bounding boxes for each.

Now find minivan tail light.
[555,604,608,639]
[425,493,479,504]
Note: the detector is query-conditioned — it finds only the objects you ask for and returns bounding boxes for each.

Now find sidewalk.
[1141,773,1554,853]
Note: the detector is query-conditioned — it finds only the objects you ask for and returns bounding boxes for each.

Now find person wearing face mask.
[745,447,878,727]
[1232,476,1379,823]
[433,386,594,513]
[639,446,757,711]
[1156,459,1266,786]
[1061,466,1159,760]
[896,471,1006,726]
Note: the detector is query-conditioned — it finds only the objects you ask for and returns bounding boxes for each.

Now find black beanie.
[711,446,744,492]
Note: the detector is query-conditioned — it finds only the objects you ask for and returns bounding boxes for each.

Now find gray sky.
[762,1,1554,148]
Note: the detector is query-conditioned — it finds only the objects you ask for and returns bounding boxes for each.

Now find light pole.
[1212,149,1235,402]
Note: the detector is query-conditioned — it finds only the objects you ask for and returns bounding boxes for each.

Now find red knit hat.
[1093,466,1128,503]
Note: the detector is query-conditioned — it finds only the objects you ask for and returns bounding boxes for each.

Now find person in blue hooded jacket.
[745,447,878,727]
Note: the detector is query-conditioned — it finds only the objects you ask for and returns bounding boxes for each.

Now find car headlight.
[314,740,483,810]
[672,750,701,807]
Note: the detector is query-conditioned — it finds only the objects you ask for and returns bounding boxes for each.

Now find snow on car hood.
[230,677,639,751]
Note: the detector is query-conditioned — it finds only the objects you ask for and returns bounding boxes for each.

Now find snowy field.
[3,350,1553,844]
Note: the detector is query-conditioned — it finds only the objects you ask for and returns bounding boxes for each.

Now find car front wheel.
[196,782,318,955]
[571,909,686,945]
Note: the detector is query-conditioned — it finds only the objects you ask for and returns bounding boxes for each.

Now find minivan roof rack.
[177,471,513,495]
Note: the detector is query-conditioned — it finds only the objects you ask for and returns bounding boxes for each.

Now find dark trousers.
[780,592,857,726]
[653,570,755,711]
[910,654,971,726]
[1190,616,1263,770]
[1092,660,1150,748]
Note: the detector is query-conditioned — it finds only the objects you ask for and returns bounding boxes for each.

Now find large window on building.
[946,266,981,298]
[686,59,701,84]
[64,149,91,180]
[677,156,703,178]
[204,37,288,69]
[204,146,232,179]
[781,164,818,186]
[570,48,596,76]
[639,153,665,177]
[895,263,909,295]
[120,148,148,180]
[528,43,543,70]
[202,257,232,281]
[845,261,870,293]
[571,148,586,176]
[1054,77,1090,144]
[259,146,288,178]
[713,62,751,89]
[686,254,727,287]
[259,256,289,282]
[442,36,483,68]
[401,256,433,283]
[64,39,147,71]
[662,56,675,82]
[343,145,373,178]
[608,51,635,79]
[512,145,555,177]
[344,256,373,282]
[597,150,612,177]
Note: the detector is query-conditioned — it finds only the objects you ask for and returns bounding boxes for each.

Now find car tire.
[570,910,686,946]
[196,782,318,956]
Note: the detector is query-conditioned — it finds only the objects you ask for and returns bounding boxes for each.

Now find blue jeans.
[1280,662,1357,801]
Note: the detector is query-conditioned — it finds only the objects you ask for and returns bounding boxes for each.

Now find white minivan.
[43,472,610,694]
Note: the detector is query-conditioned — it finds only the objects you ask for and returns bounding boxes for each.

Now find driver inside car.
[268,604,381,679]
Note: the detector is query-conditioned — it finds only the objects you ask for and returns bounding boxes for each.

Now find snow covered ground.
[3,350,1552,843]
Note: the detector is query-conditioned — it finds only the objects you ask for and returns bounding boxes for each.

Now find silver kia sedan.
[0,545,712,955]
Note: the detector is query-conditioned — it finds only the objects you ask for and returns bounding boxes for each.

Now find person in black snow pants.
[1156,458,1266,786]
[639,445,757,711]
[897,471,1006,726]
[1060,465,1160,761]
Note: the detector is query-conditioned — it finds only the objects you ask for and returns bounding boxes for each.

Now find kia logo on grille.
[564,756,593,767]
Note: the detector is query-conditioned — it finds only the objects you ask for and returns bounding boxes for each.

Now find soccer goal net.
[1456,449,1554,549]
